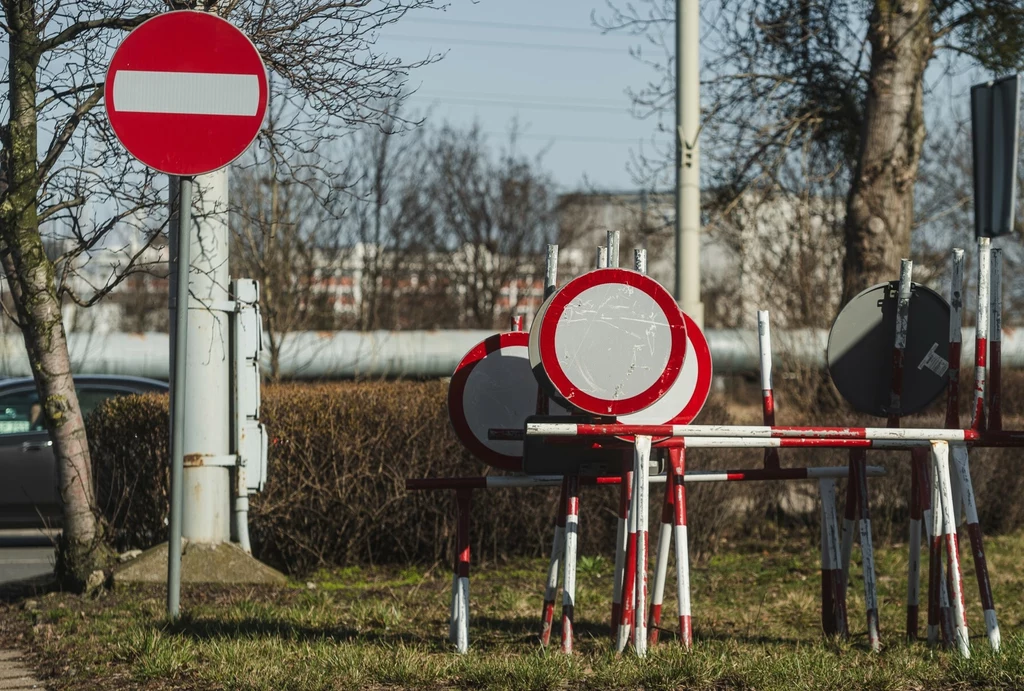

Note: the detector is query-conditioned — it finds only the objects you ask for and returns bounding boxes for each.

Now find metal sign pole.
[167,175,192,618]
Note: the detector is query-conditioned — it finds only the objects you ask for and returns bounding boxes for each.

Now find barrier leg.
[616,468,639,653]
[906,448,926,640]
[838,455,858,633]
[649,470,675,646]
[611,462,632,635]
[560,475,581,654]
[540,479,568,646]
[669,446,692,648]
[952,443,999,651]
[819,478,844,636]
[933,441,970,658]
[633,435,652,657]
[851,449,880,652]
[448,571,458,644]
[454,489,472,654]
[925,455,941,645]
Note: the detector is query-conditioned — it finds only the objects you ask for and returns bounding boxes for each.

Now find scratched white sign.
[537,269,686,415]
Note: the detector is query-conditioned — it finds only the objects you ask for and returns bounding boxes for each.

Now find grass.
[3,527,1024,689]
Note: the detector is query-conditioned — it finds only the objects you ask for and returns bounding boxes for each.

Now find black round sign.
[827,281,950,417]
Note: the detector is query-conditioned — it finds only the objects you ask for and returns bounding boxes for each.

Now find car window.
[0,389,42,434]
[0,386,132,436]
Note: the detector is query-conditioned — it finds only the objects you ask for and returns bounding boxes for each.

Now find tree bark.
[842,0,933,302]
[2,0,110,589]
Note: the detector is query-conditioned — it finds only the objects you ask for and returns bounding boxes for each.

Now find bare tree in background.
[429,125,555,329]
[230,154,346,380]
[599,0,1024,314]
[345,105,435,331]
[0,0,444,588]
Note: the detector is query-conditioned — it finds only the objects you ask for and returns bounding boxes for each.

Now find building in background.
[15,189,846,335]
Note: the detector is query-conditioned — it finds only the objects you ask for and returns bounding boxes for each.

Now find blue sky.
[377,0,666,192]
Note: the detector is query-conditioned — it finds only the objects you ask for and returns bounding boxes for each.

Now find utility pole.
[168,169,232,544]
[676,0,704,327]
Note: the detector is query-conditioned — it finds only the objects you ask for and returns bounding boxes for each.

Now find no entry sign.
[536,269,687,416]
[617,313,712,426]
[105,11,269,176]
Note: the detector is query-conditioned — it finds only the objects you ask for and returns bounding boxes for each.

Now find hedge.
[86,377,1024,577]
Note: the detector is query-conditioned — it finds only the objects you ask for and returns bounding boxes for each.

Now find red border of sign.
[104,10,269,176]
[669,313,713,424]
[538,269,687,416]
[448,331,528,471]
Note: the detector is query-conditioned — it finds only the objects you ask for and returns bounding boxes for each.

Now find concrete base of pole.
[182,467,231,543]
[114,541,286,585]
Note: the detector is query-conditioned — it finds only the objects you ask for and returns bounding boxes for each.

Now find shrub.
[87,373,1024,577]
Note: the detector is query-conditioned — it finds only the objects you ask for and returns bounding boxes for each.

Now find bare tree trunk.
[842,0,933,301]
[3,2,109,588]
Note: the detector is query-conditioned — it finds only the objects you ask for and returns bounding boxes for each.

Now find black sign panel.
[972,75,1021,238]
[828,282,950,417]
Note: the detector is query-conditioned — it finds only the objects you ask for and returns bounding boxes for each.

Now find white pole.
[633,435,652,656]
[932,441,971,658]
[607,230,621,269]
[973,237,991,429]
[170,170,232,544]
[676,0,703,327]
[952,443,1000,650]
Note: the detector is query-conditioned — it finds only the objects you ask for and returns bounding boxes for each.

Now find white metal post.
[973,237,991,429]
[932,441,971,658]
[633,435,652,656]
[174,170,233,543]
[676,0,703,327]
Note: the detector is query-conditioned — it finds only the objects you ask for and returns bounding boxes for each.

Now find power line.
[411,95,630,114]
[483,130,656,144]
[419,89,626,107]
[384,34,624,55]
[403,16,607,37]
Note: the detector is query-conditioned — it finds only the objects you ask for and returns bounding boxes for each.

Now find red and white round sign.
[617,313,712,426]
[537,268,687,416]
[449,332,567,471]
[104,11,269,176]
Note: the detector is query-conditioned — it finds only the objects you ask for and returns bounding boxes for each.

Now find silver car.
[0,375,167,528]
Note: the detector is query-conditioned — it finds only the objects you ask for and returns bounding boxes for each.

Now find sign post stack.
[105,10,269,617]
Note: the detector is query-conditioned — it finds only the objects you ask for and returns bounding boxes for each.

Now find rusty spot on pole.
[184,453,207,467]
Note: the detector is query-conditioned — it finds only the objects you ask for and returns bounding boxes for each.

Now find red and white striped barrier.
[946,249,965,431]
[633,436,652,655]
[540,480,568,646]
[932,441,970,657]
[906,448,927,640]
[409,463,886,654]
[952,443,1000,650]
[616,468,639,652]
[671,449,693,647]
[450,489,472,654]
[561,475,581,654]
[942,247,999,651]
[819,478,845,636]
[989,248,1003,431]
[851,449,880,651]
[610,461,631,639]
[522,422,988,444]
[648,465,675,645]
[758,311,781,469]
[973,238,991,430]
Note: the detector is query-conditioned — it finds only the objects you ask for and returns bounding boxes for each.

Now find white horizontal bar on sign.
[112,71,260,116]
